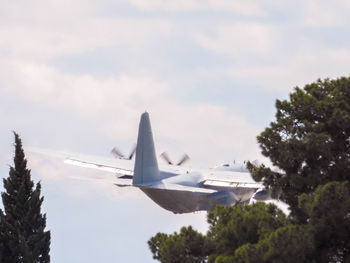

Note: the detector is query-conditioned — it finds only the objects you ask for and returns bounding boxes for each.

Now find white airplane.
[63,112,271,214]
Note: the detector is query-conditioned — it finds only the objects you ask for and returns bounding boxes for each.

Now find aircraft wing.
[28,147,134,177]
[159,182,217,193]
[64,158,133,176]
[202,179,261,189]
[202,171,262,189]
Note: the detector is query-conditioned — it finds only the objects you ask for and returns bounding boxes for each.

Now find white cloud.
[125,0,265,16]
[125,0,199,12]
[191,19,350,92]
[1,0,97,21]
[0,3,263,168]
[207,0,265,16]
[1,59,165,116]
[3,0,349,175]
[302,0,350,27]
[0,18,171,62]
[223,47,350,92]
[1,57,260,165]
[195,23,274,57]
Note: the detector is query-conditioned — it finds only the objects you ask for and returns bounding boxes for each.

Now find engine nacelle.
[251,188,271,201]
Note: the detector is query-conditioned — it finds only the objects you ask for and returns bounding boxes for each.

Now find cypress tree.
[0,209,6,262]
[0,132,50,263]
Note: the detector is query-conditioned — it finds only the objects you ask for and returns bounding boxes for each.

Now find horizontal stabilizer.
[114,178,133,187]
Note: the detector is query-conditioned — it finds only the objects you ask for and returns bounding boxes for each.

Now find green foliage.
[148,226,210,263]
[230,243,261,263]
[249,77,350,220]
[0,210,6,262]
[148,203,288,263]
[207,202,288,260]
[261,224,314,263]
[233,224,314,263]
[299,181,350,262]
[0,132,50,263]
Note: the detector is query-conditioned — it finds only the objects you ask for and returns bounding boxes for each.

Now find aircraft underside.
[140,186,244,214]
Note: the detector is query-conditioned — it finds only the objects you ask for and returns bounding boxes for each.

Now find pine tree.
[0,132,50,263]
[248,77,350,221]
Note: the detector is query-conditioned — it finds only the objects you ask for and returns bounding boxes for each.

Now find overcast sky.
[1,1,350,262]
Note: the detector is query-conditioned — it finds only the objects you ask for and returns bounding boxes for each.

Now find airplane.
[63,112,271,214]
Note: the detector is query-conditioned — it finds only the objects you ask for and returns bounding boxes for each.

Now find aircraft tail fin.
[132,112,160,185]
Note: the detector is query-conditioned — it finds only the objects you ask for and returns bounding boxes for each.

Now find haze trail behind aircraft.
[63,112,271,213]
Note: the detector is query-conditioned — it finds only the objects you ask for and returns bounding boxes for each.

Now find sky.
[1,0,350,262]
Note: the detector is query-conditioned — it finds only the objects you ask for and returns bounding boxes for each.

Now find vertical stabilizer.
[133,112,160,185]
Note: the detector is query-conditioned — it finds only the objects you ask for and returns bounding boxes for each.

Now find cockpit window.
[223,164,230,167]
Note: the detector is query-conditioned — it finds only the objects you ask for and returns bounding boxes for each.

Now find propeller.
[127,144,136,160]
[160,152,173,165]
[111,147,124,159]
[160,152,190,166]
[176,154,190,166]
[111,144,136,160]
